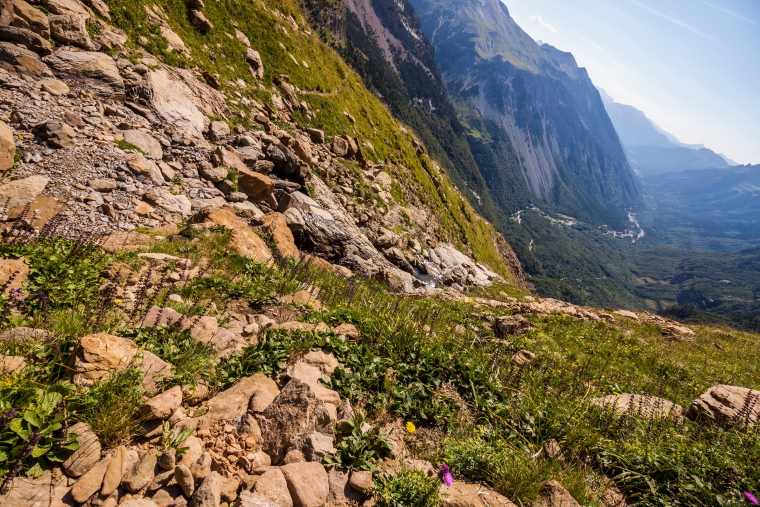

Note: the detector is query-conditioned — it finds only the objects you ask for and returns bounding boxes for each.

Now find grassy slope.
[102,0,523,284]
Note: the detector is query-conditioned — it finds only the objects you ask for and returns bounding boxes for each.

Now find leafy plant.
[372,468,443,507]
[323,410,393,472]
[159,421,193,457]
[0,384,78,487]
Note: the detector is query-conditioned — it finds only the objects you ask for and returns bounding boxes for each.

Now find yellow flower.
[405,421,416,433]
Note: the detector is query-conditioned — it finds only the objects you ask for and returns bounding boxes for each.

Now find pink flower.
[438,465,453,487]
[745,492,759,505]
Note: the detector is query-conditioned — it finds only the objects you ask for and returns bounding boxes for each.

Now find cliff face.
[410,0,641,223]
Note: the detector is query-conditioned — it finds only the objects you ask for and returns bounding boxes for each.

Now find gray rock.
[259,378,333,464]
[43,50,124,98]
[123,130,164,159]
[189,9,213,32]
[63,422,102,477]
[246,48,263,80]
[198,162,228,183]
[144,187,192,216]
[49,13,93,48]
[208,120,230,141]
[191,471,221,507]
[0,24,52,55]
[122,449,158,493]
[496,315,535,336]
[686,384,760,427]
[126,152,164,185]
[175,464,195,498]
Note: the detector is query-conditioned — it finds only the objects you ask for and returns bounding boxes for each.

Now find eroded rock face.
[259,378,334,464]
[135,70,206,135]
[0,0,51,39]
[686,384,760,427]
[592,394,683,419]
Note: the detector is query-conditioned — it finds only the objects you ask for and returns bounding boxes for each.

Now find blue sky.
[504,0,760,164]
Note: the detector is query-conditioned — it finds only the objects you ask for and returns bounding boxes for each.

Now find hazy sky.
[504,0,760,165]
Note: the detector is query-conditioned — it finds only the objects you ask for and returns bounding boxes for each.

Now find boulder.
[0,24,52,55]
[208,120,230,141]
[253,468,292,507]
[40,0,94,20]
[0,471,56,507]
[348,470,372,494]
[280,462,329,507]
[0,121,15,172]
[40,77,70,95]
[140,385,183,420]
[326,469,365,504]
[189,207,272,263]
[63,422,102,477]
[175,464,195,498]
[0,355,26,375]
[101,231,158,253]
[198,163,227,183]
[592,394,683,419]
[305,128,324,144]
[238,168,274,203]
[43,50,124,97]
[0,257,29,292]
[192,471,221,507]
[191,374,278,431]
[49,14,92,48]
[0,174,49,208]
[122,450,158,493]
[441,480,517,506]
[189,9,213,32]
[686,384,760,427]
[511,350,535,367]
[144,187,192,216]
[123,130,164,160]
[236,490,282,507]
[71,455,111,503]
[259,212,298,258]
[259,378,334,464]
[40,120,76,148]
[534,480,582,507]
[135,70,206,134]
[126,152,164,185]
[70,333,172,393]
[101,445,126,496]
[0,0,51,39]
[495,315,534,336]
[246,48,263,80]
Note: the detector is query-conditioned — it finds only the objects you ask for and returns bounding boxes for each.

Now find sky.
[504,0,760,165]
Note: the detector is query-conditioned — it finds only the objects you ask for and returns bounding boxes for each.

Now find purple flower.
[438,465,453,487]
[745,492,759,505]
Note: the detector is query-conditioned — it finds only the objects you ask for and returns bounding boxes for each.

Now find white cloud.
[530,14,559,34]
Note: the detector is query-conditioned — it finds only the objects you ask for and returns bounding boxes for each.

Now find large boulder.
[280,462,329,507]
[0,25,52,55]
[62,422,101,477]
[440,480,517,506]
[534,480,582,507]
[144,187,192,216]
[70,333,172,393]
[189,207,272,263]
[495,315,534,336]
[40,0,94,21]
[134,70,206,135]
[122,130,163,160]
[186,374,278,431]
[49,13,93,49]
[0,0,51,38]
[0,175,49,209]
[0,122,15,172]
[238,168,274,203]
[592,394,682,419]
[101,231,158,253]
[126,152,164,185]
[259,212,298,259]
[259,378,334,464]
[686,384,760,427]
[43,50,124,98]
[252,468,292,507]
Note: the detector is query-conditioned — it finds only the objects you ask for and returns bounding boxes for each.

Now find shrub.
[373,468,443,507]
[323,410,393,471]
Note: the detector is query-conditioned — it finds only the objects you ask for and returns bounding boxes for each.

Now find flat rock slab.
[686,384,760,427]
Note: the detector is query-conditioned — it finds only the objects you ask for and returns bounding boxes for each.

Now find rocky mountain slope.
[1,1,760,507]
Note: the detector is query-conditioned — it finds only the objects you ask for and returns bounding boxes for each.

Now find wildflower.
[745,492,759,505]
[438,465,453,487]
[405,421,416,433]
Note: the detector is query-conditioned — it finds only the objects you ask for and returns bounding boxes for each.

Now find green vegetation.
[323,410,393,472]
[373,468,443,507]
[114,139,145,154]
[1,224,760,505]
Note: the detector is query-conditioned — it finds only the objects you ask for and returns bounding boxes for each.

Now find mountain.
[599,91,734,175]
[409,0,641,224]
